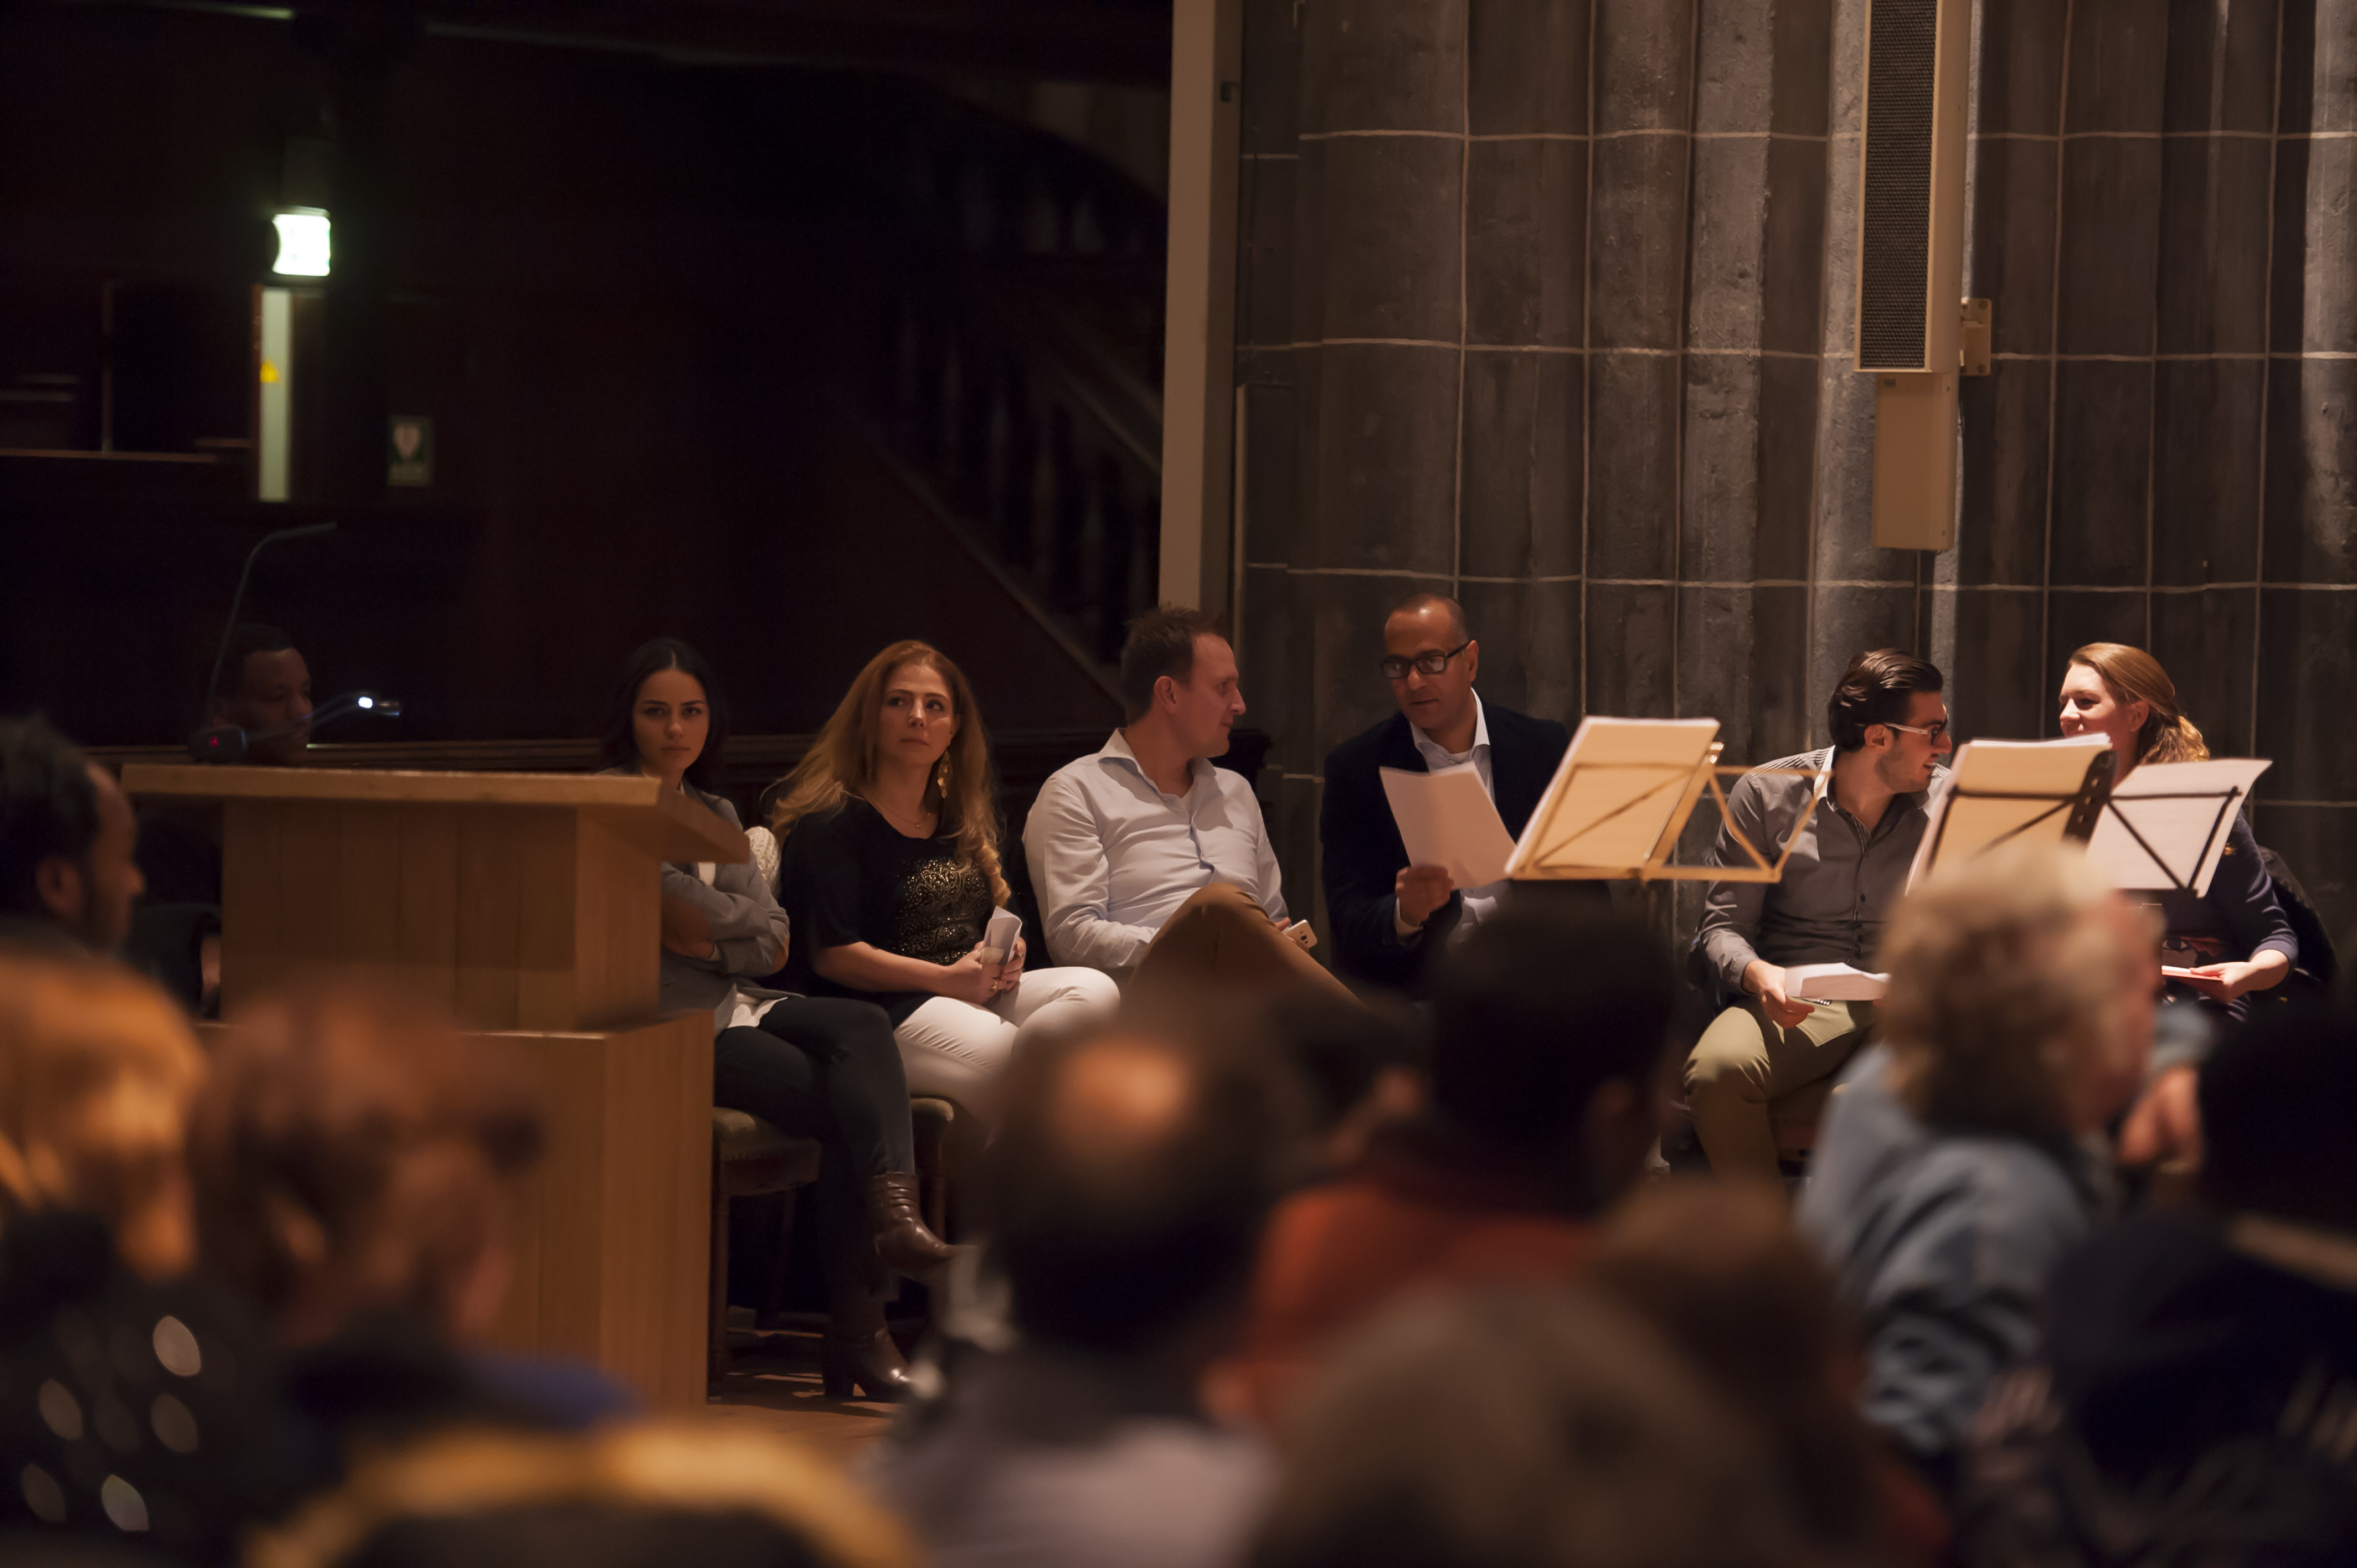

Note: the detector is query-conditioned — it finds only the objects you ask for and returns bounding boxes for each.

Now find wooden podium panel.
[121,765,744,1033]
[128,765,742,1410]
[482,1014,713,1410]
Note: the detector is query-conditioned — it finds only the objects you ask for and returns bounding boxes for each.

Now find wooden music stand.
[1906,737,2114,887]
[120,763,744,1409]
[1506,717,1827,884]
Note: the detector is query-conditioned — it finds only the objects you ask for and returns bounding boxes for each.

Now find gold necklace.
[864,790,935,833]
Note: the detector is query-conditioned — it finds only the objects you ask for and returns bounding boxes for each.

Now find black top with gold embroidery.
[778,797,992,1024]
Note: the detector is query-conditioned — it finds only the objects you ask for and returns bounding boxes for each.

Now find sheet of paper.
[2084,757,2271,895]
[1782,962,1889,1002]
[1381,765,1519,890]
[1908,736,2109,887]
[981,906,1023,962]
[1507,717,1721,877]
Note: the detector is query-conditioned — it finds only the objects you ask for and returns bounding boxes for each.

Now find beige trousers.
[1128,883,1358,1008]
[1683,995,1876,1180]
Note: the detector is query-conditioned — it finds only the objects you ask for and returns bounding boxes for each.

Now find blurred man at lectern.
[130,626,316,1009]
[1686,651,1951,1181]
[1320,594,1579,993]
[0,716,145,956]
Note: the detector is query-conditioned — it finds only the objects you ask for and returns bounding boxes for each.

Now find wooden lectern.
[119,764,745,1409]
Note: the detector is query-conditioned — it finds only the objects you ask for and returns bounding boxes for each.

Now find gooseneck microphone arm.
[200,520,338,717]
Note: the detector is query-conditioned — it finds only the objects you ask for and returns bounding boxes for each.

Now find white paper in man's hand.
[1381,766,1518,890]
[1782,962,1888,1002]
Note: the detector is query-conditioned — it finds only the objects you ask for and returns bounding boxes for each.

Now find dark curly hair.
[0,716,101,918]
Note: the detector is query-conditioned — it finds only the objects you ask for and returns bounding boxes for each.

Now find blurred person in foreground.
[0,952,292,1564]
[246,1419,912,1568]
[864,1022,1301,1568]
[1219,902,1676,1427]
[1957,1003,2357,1566]
[188,984,633,1451]
[1591,1179,1947,1568]
[1,716,145,958]
[1260,993,1427,1178]
[1798,840,2157,1501]
[1248,1286,1806,1568]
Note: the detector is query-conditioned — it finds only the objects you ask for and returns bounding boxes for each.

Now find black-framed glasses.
[1379,639,1473,680]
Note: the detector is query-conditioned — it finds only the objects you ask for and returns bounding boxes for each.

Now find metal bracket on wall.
[1960,298,1993,376]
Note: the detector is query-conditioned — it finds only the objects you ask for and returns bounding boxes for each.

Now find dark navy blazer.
[1318,702,1576,993]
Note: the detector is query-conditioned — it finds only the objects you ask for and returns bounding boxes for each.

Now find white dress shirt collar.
[1410,691,1490,770]
[1098,726,1208,798]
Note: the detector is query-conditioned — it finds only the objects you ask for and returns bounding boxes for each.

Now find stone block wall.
[1235,0,2357,950]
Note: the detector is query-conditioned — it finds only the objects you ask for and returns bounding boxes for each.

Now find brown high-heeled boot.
[822,1298,913,1401]
[866,1171,955,1274]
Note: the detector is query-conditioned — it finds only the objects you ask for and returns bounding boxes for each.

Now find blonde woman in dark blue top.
[2055,642,2298,1023]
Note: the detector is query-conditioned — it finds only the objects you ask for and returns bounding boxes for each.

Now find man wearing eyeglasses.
[1318,593,1576,992]
[1687,647,1953,1182]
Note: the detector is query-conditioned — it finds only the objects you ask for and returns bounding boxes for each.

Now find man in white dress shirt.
[1025,606,1351,1002]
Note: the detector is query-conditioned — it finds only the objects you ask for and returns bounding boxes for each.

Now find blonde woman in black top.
[769,641,1118,1121]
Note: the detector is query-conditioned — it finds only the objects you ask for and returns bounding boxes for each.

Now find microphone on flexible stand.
[187,692,403,764]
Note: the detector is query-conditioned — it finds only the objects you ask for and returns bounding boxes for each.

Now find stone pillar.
[2257,0,2357,930]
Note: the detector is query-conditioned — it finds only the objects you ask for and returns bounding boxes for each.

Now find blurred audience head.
[1881,842,2155,1138]
[1589,1179,1877,1554]
[0,717,143,953]
[189,985,543,1347]
[1262,993,1426,1173]
[986,1022,1300,1360]
[208,623,313,767]
[1425,904,1676,1209]
[248,1421,913,1568]
[1249,1286,1801,1568]
[2200,1003,2357,1232]
[0,951,203,1280]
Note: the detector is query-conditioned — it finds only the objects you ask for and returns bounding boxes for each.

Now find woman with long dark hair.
[767,640,1118,1118]
[2055,641,2296,1022]
[600,636,949,1399]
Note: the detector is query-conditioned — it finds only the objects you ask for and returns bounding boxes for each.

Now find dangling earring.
[935,757,950,796]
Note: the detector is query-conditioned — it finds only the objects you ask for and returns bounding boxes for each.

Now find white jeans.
[896,966,1120,1122]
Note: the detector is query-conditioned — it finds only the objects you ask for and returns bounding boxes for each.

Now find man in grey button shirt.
[1687,649,1952,1180]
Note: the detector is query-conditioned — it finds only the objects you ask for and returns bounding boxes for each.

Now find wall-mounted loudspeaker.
[1857,0,1971,550]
